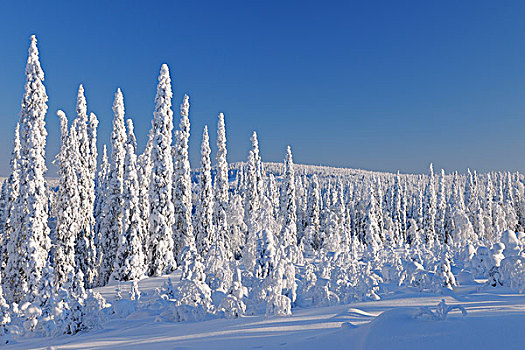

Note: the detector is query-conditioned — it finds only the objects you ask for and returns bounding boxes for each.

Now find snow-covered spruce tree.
[254,197,277,280]
[242,134,263,270]
[53,111,80,288]
[303,174,321,251]
[6,35,51,303]
[245,131,264,221]
[391,171,403,244]
[172,94,194,263]
[204,233,232,293]
[280,146,297,247]
[0,265,11,340]
[267,174,280,219]
[195,126,215,257]
[512,172,525,231]
[94,144,109,274]
[423,163,437,246]
[137,131,153,266]
[1,124,21,274]
[214,113,230,256]
[112,119,146,281]
[148,64,176,276]
[435,169,447,244]
[363,186,381,254]
[73,85,98,287]
[99,89,127,285]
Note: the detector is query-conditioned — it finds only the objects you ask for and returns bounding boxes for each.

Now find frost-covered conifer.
[214,113,230,255]
[280,146,297,247]
[304,174,321,250]
[172,94,194,262]
[423,163,437,246]
[1,124,21,275]
[195,126,215,256]
[94,144,109,274]
[243,134,264,268]
[148,65,176,275]
[137,131,153,266]
[0,270,11,338]
[99,89,127,284]
[363,186,381,254]
[267,174,280,218]
[73,85,98,287]
[435,169,447,244]
[7,35,50,303]
[245,132,263,226]
[113,119,146,281]
[391,172,402,244]
[254,198,277,280]
[54,111,80,288]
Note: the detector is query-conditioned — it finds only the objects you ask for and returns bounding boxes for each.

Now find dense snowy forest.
[2,36,525,344]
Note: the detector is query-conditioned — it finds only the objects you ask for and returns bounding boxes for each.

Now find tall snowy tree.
[72,85,98,287]
[214,113,230,256]
[435,169,447,244]
[113,119,145,281]
[53,111,80,288]
[280,146,297,247]
[423,163,437,246]
[304,174,321,250]
[195,126,215,257]
[2,124,21,301]
[6,35,51,303]
[94,144,109,274]
[148,64,176,276]
[137,131,153,266]
[172,94,194,263]
[391,171,402,244]
[1,124,21,272]
[99,89,127,284]
[363,186,381,254]
[245,132,263,225]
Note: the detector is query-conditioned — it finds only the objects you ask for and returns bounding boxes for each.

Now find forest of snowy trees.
[2,36,525,343]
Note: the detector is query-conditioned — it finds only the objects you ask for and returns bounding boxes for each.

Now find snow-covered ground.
[8,272,525,350]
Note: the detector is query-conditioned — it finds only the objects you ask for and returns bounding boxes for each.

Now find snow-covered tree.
[94,144,109,277]
[113,119,146,281]
[99,89,127,285]
[53,111,80,288]
[172,94,194,263]
[195,126,215,256]
[435,169,447,244]
[391,172,403,244]
[148,64,176,276]
[214,113,230,256]
[1,124,21,274]
[423,163,436,246]
[6,35,51,303]
[254,198,277,280]
[0,267,11,340]
[73,85,98,288]
[137,131,153,266]
[363,186,381,254]
[280,146,297,247]
[303,174,321,250]
[245,132,263,227]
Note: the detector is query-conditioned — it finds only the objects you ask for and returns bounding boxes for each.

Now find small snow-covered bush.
[416,299,467,320]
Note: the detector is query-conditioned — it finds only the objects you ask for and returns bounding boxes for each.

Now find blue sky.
[1,1,525,176]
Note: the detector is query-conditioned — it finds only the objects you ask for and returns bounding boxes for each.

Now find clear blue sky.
[1,0,525,176]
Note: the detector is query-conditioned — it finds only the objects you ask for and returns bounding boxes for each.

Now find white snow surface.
[8,271,525,350]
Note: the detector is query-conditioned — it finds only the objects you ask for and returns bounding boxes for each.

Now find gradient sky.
[1,1,525,176]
